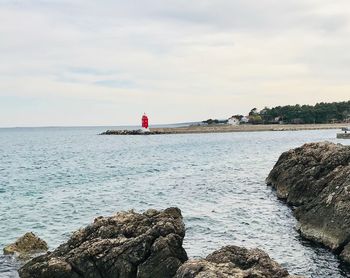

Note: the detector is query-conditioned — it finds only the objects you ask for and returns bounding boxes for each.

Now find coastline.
[266,142,350,265]
[18,208,301,278]
[149,123,346,134]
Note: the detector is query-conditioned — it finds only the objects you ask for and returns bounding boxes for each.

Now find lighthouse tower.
[141,113,149,132]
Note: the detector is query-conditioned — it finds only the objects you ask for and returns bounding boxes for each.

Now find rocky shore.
[267,142,350,263]
[16,208,299,278]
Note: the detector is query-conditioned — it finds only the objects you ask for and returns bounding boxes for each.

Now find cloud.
[0,0,349,126]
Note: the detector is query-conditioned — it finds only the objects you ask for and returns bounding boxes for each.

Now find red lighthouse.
[142,113,149,130]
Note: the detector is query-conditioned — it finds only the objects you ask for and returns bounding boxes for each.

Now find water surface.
[0,127,349,277]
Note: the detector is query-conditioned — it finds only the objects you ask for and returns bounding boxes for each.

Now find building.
[228,116,240,125]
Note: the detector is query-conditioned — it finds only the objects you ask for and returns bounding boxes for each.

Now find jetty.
[101,123,347,135]
[100,129,166,135]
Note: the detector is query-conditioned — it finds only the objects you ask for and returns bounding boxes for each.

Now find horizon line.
[0,121,202,129]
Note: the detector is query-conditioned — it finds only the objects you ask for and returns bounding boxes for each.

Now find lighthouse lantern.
[142,113,149,130]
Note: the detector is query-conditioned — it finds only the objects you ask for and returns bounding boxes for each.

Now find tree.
[249,108,258,116]
[249,114,263,124]
[253,101,350,124]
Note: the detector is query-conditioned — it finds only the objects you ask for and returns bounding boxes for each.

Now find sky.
[0,0,350,127]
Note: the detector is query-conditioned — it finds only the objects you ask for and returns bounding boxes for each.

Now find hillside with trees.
[251,101,350,124]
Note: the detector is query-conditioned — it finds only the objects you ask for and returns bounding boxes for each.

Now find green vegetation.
[255,101,350,124]
[202,119,228,125]
[248,108,263,124]
[202,101,350,126]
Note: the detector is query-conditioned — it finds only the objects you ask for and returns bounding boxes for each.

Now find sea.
[0,126,349,278]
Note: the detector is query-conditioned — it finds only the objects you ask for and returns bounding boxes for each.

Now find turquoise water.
[0,127,349,277]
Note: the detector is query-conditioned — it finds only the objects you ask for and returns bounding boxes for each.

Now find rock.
[19,207,188,278]
[174,245,301,278]
[267,142,350,263]
[100,129,166,135]
[18,209,301,277]
[340,244,350,263]
[3,232,48,259]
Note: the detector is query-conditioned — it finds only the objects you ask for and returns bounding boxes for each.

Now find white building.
[228,116,240,125]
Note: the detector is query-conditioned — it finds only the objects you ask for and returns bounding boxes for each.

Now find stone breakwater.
[100,129,166,135]
[100,123,346,136]
[267,142,350,264]
[17,208,300,278]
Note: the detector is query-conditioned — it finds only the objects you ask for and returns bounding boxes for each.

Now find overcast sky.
[1,0,350,127]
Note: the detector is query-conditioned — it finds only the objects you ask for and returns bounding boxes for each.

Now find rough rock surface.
[175,245,301,278]
[266,142,350,263]
[3,232,48,259]
[100,129,165,135]
[19,207,188,278]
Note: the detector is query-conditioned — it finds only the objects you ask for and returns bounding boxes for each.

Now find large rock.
[3,232,48,259]
[19,207,188,278]
[175,245,301,278]
[267,142,350,263]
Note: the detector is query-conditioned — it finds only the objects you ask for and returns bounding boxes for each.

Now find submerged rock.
[175,245,301,278]
[267,142,350,263]
[19,207,188,278]
[3,232,48,259]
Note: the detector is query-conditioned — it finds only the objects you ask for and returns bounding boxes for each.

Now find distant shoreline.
[150,123,347,134]
[103,123,348,135]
